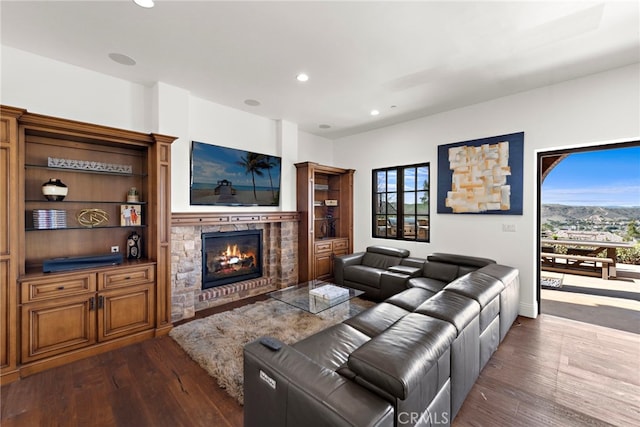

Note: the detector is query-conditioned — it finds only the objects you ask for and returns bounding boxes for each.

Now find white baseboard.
[519,301,538,319]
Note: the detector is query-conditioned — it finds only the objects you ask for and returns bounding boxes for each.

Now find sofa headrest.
[366,245,410,258]
[427,253,496,268]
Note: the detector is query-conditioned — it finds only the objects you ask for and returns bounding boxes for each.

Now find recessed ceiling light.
[296,73,309,82]
[133,0,155,8]
[108,53,136,66]
[319,124,331,129]
[244,99,261,107]
[370,110,380,116]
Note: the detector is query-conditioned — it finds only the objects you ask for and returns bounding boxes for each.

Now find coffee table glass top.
[268,280,364,314]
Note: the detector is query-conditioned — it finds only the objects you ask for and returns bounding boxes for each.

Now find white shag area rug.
[169,298,374,405]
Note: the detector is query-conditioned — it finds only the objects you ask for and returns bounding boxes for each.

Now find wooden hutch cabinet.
[295,162,354,282]
[0,105,176,383]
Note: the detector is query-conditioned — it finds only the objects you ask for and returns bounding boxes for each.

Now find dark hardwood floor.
[2,299,638,426]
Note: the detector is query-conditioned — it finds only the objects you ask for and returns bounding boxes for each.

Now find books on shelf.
[309,284,349,301]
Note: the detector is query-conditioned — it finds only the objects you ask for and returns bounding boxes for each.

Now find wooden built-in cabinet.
[0,105,176,383]
[296,162,354,282]
[314,238,349,280]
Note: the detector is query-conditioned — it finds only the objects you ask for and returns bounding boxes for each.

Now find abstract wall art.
[437,132,524,215]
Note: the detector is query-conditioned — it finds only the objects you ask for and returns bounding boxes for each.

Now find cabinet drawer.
[99,265,155,290]
[333,239,349,251]
[21,273,96,303]
[314,241,332,253]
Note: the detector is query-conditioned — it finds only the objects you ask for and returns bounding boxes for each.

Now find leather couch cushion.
[459,265,480,277]
[384,288,435,311]
[361,252,403,269]
[344,265,384,287]
[293,323,371,371]
[422,261,460,283]
[476,263,519,287]
[415,290,480,335]
[344,302,409,337]
[348,313,456,400]
[445,271,504,308]
[407,276,448,293]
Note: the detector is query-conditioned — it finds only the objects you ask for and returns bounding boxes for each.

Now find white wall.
[1,46,300,212]
[0,46,149,131]
[333,63,640,317]
[298,131,334,165]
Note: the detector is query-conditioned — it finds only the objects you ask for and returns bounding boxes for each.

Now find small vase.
[42,178,68,201]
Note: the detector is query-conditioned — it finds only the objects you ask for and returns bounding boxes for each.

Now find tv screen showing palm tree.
[190,141,282,206]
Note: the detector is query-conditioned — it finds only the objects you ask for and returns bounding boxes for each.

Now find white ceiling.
[1,1,639,139]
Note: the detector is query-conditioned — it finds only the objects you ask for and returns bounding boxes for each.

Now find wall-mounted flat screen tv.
[190,141,282,206]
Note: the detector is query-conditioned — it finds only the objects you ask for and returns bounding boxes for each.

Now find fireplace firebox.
[201,230,263,289]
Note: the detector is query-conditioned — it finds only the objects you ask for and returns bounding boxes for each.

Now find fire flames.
[207,243,256,274]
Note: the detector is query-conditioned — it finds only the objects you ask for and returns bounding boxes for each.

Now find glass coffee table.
[268,280,364,314]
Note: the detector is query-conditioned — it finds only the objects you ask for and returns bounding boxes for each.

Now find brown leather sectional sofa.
[244,247,520,427]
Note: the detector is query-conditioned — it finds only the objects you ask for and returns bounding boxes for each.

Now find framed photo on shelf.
[120,205,142,226]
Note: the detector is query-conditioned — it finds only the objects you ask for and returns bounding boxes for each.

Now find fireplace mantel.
[172,211,299,226]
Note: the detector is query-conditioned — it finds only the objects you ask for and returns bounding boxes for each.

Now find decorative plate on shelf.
[77,208,109,227]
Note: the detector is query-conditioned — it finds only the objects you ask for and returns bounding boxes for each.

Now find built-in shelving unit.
[295,161,354,282]
[0,105,176,383]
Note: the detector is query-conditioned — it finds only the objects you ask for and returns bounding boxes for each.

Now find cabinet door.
[21,295,96,363]
[314,241,333,280]
[98,284,154,342]
[314,252,333,281]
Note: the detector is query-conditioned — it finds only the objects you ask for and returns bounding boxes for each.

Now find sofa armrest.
[334,252,365,285]
[244,337,394,427]
[379,270,413,300]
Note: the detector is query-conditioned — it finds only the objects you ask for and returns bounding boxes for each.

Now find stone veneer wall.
[171,220,298,322]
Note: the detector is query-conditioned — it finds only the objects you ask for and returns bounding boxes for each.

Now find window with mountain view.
[373,163,430,242]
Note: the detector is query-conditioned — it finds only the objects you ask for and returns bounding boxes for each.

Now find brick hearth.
[170,212,299,322]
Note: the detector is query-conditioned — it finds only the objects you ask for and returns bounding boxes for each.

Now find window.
[373,163,430,242]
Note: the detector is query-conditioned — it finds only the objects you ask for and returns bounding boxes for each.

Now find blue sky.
[542,145,640,207]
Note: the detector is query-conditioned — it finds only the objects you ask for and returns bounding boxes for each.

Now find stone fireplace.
[171,212,299,322]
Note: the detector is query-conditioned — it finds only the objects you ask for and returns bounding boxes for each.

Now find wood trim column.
[151,134,176,335]
[0,106,25,383]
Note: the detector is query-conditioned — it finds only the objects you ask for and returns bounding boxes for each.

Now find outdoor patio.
[541,263,640,334]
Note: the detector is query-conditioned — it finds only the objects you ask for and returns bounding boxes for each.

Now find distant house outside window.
[373,163,430,242]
